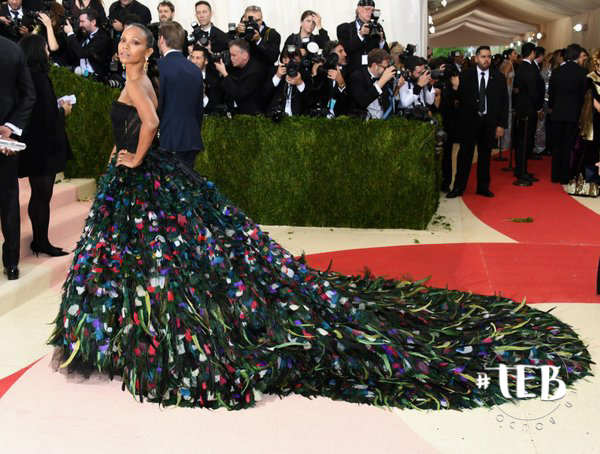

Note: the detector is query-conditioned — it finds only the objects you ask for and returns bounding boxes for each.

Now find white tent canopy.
[429,0,600,46]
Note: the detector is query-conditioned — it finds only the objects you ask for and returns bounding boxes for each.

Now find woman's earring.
[144,58,149,73]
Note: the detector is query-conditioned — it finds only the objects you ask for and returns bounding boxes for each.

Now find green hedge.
[50,66,439,229]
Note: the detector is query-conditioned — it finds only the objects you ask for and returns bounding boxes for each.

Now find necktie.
[11,10,19,20]
[478,71,486,114]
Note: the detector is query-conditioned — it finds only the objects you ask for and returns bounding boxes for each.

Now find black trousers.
[454,115,493,193]
[551,121,578,184]
[176,150,200,169]
[441,127,457,189]
[514,114,536,179]
[0,157,20,268]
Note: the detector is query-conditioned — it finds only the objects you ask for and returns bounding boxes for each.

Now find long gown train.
[49,101,594,410]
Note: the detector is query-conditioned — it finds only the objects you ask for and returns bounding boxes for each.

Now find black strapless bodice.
[110,101,141,153]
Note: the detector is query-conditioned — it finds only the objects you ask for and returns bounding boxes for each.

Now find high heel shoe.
[30,242,69,257]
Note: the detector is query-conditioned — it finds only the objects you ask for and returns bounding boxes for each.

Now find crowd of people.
[1,0,599,281]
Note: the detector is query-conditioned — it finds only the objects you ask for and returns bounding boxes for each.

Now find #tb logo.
[477,365,567,401]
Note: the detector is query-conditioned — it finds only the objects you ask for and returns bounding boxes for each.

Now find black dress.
[49,101,593,410]
[18,68,71,178]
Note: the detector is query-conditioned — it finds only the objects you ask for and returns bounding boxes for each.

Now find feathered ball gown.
[49,101,594,410]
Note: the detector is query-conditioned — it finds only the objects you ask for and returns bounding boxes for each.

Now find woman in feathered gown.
[49,25,594,410]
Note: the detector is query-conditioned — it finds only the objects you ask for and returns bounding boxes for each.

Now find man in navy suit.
[157,21,204,168]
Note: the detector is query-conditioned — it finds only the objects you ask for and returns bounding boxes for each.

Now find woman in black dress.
[18,34,72,257]
[37,2,74,68]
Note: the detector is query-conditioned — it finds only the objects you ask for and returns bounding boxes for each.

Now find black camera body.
[241,16,259,40]
[189,21,211,46]
[367,9,383,39]
[209,50,231,66]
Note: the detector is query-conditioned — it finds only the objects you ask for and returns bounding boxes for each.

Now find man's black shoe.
[3,267,19,281]
[476,190,494,197]
[446,190,463,199]
[441,184,451,193]
[513,178,533,187]
[524,174,539,182]
[528,154,543,160]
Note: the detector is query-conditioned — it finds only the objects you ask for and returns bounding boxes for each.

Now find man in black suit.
[310,40,351,117]
[233,5,280,72]
[0,35,36,280]
[548,43,588,184]
[349,48,398,119]
[189,45,222,115]
[214,39,266,115]
[264,46,312,117]
[337,0,389,76]
[192,1,229,53]
[0,0,36,42]
[64,8,110,79]
[513,43,544,185]
[447,46,508,198]
[109,0,151,28]
[157,22,204,169]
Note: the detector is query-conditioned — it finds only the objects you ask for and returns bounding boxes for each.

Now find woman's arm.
[39,13,59,52]
[117,80,158,168]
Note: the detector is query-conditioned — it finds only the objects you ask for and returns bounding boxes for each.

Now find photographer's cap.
[357,0,376,7]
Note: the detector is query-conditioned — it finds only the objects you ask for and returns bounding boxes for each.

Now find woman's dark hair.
[76,0,104,8]
[301,10,316,22]
[126,24,159,97]
[19,34,50,73]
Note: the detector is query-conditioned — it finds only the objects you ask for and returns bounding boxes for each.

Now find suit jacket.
[0,35,36,167]
[250,24,281,69]
[67,28,111,78]
[310,68,351,116]
[283,29,330,51]
[0,4,36,42]
[548,61,588,123]
[203,67,223,115]
[337,20,389,75]
[108,0,151,25]
[454,65,508,145]
[208,25,230,53]
[263,66,312,115]
[514,60,544,118]
[220,58,266,115]
[19,69,71,177]
[349,67,393,117]
[158,51,204,152]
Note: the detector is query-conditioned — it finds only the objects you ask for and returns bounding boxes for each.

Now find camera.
[209,50,231,66]
[367,9,383,39]
[241,15,259,40]
[189,21,210,46]
[285,59,300,78]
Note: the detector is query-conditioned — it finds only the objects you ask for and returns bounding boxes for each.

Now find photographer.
[64,8,110,79]
[190,1,228,54]
[283,10,330,54]
[108,0,151,46]
[310,40,351,117]
[349,48,398,119]
[264,45,311,118]
[37,3,73,67]
[70,0,107,25]
[233,5,281,71]
[214,38,265,115]
[0,0,36,42]
[399,56,435,110]
[189,45,222,114]
[337,0,388,75]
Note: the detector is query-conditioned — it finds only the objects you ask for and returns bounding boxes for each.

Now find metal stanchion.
[493,138,507,161]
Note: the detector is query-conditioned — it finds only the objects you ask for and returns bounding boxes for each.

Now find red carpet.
[0,358,43,399]
[463,157,600,245]
[305,243,600,304]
